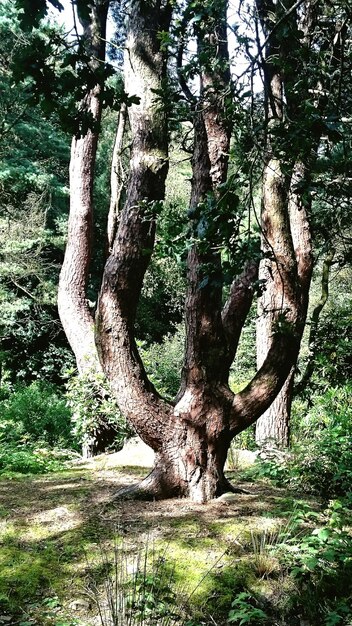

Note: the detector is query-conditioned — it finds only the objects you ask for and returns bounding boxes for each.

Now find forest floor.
[0,455,326,626]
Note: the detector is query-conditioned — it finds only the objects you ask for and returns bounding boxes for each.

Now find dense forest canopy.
[0,0,351,502]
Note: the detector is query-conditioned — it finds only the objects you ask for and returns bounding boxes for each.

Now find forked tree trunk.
[98,0,309,502]
[255,0,316,449]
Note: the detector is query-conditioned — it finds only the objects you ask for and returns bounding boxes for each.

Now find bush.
[291,384,352,497]
[66,370,133,452]
[0,445,74,475]
[0,381,74,448]
[249,385,352,500]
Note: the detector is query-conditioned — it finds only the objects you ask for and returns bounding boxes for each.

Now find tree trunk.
[96,0,173,450]
[58,0,109,374]
[58,0,119,455]
[254,0,315,449]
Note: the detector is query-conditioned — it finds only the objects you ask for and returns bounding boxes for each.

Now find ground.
[0,452,329,626]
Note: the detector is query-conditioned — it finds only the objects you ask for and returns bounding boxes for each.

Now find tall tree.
[95,0,312,501]
[16,0,350,500]
[255,0,349,448]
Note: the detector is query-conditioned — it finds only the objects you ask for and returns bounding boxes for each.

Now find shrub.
[291,384,352,497]
[66,370,133,452]
[0,445,74,475]
[0,381,74,448]
[248,385,352,500]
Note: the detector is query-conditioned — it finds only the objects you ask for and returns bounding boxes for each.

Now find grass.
[0,460,350,625]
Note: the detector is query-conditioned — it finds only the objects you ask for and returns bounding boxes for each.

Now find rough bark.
[254,0,346,447]
[96,0,173,452]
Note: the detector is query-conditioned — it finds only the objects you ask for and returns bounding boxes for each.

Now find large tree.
[17,0,350,501]
[94,0,313,501]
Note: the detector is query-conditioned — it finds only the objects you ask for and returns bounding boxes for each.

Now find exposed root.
[109,469,181,503]
[219,476,250,496]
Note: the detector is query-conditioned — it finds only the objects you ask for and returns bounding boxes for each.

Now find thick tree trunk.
[96,0,173,451]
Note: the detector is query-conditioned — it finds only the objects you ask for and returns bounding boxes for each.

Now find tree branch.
[221,259,258,369]
[294,246,336,396]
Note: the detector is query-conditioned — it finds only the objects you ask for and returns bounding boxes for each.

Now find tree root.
[105,471,250,506]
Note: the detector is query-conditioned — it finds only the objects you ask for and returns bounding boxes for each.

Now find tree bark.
[96,0,173,452]
[55,0,349,496]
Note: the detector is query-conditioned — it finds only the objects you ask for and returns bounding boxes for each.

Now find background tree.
[0,0,73,385]
[255,0,350,448]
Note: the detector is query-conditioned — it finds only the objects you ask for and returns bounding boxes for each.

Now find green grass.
[0,464,351,626]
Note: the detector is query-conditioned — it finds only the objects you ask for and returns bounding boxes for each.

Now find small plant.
[87,537,185,626]
[249,528,281,578]
[227,592,268,625]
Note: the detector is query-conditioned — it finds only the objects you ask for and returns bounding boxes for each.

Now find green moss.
[0,546,63,607]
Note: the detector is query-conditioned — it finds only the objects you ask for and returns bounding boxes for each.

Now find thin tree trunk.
[107,102,127,251]
[58,1,119,456]
[295,246,336,396]
[58,0,109,374]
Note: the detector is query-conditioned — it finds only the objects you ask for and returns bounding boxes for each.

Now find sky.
[47,0,262,92]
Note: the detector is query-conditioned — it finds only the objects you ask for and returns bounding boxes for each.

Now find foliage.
[247,384,352,501]
[138,325,185,399]
[291,384,352,497]
[66,370,133,452]
[310,299,352,390]
[0,380,74,448]
[0,444,73,476]
[273,500,352,625]
[0,0,73,385]
[228,592,268,625]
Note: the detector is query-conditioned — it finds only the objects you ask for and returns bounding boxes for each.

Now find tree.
[18,0,351,501]
[255,0,350,448]
[94,0,311,502]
